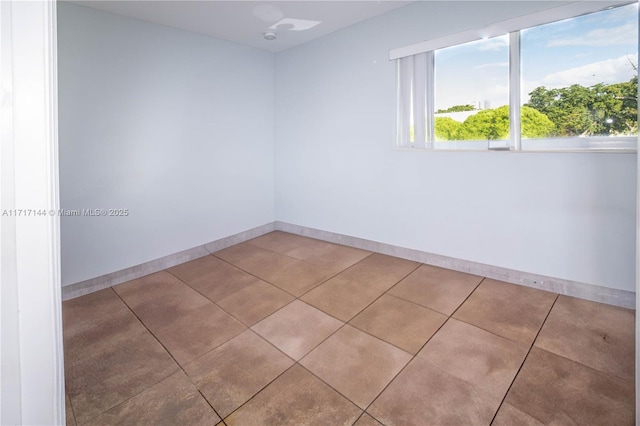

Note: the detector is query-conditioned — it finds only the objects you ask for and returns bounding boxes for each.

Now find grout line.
[181,328,298,423]
[530,342,636,385]
[110,288,228,423]
[382,290,452,314]
[448,277,486,318]
[128,270,248,362]
[71,235,625,425]
[164,269,259,329]
[298,261,422,324]
[66,393,78,426]
[352,412,367,425]
[152,244,371,422]
[74,288,183,424]
[222,359,368,423]
[209,254,301,300]
[197,389,227,425]
[449,316,533,345]
[171,250,471,422]
[489,294,560,425]
[200,281,414,421]
[357,278,487,421]
[294,362,365,413]
[289,262,424,364]
[220,363,297,420]
[346,322,420,357]
[295,252,379,299]
[210,251,337,300]
[359,315,452,421]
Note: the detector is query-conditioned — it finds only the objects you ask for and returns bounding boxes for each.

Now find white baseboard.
[61,223,276,301]
[275,221,635,309]
[62,221,635,309]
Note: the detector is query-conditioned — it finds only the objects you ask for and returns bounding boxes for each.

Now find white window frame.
[392,0,638,152]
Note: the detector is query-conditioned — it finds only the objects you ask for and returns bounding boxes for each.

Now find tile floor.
[63,231,636,425]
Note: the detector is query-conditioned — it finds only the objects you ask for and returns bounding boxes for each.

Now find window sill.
[395,136,638,153]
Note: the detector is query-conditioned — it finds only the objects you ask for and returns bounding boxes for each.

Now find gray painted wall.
[275,1,637,292]
[58,3,276,286]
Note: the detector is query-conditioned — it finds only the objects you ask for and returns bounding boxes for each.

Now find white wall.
[58,3,275,286]
[275,1,637,292]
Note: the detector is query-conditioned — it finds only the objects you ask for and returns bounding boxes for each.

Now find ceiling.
[71,1,414,52]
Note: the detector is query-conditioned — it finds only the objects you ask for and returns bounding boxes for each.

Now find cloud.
[547,22,637,47]
[540,54,638,88]
[474,62,509,70]
[477,36,509,51]
[521,54,638,101]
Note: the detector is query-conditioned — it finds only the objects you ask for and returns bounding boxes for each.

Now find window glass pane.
[521,3,638,140]
[434,35,509,141]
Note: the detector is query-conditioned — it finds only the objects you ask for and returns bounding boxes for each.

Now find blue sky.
[434,2,638,111]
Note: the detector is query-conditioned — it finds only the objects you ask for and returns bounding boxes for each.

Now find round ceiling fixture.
[263,31,277,41]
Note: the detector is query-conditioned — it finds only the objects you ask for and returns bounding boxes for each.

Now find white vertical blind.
[412,52,427,148]
[397,55,413,146]
[425,51,435,148]
[397,52,430,148]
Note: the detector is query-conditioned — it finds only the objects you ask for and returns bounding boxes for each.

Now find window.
[394,1,638,151]
[521,5,638,149]
[435,35,509,147]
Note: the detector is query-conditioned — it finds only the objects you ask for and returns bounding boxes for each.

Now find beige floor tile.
[184,330,294,418]
[252,300,343,360]
[417,319,528,400]
[247,231,329,254]
[301,253,419,321]
[354,413,383,426]
[503,347,634,425]
[224,365,361,426]
[215,280,294,326]
[388,264,482,315]
[168,255,259,302]
[368,355,500,425]
[301,275,385,322]
[114,272,245,366]
[214,240,285,266]
[492,402,544,426]
[338,253,419,290]
[248,231,370,273]
[64,237,636,425]
[301,325,412,409]
[63,288,141,345]
[113,271,209,327]
[65,394,76,426]
[535,295,635,381]
[349,294,447,354]
[453,279,556,345]
[215,243,333,296]
[63,289,178,424]
[287,242,371,273]
[89,371,219,425]
[266,259,336,296]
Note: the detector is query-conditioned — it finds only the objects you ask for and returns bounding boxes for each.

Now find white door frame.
[637,4,639,424]
[0,0,64,424]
